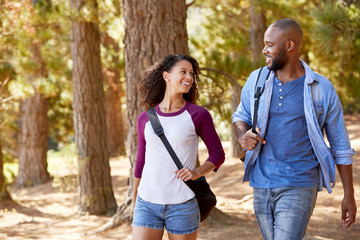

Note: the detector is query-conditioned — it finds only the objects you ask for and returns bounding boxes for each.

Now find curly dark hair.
[138,54,200,110]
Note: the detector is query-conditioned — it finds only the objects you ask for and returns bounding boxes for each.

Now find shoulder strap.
[252,67,271,133]
[146,108,184,170]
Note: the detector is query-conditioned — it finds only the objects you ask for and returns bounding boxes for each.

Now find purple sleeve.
[134,111,148,178]
[188,104,225,171]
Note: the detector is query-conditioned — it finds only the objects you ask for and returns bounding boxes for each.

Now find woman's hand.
[175,167,199,181]
[175,161,216,181]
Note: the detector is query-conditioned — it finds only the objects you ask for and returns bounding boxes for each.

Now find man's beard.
[267,47,288,71]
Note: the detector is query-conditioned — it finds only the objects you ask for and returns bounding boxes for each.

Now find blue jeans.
[253,186,318,240]
[132,195,200,235]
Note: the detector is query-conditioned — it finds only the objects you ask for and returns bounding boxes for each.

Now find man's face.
[262,27,288,71]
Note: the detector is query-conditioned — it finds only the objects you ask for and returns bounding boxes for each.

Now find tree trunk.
[0,134,11,201]
[16,41,51,188]
[99,0,189,230]
[0,1,10,199]
[16,93,51,188]
[101,33,126,157]
[249,0,266,63]
[230,0,267,157]
[70,0,117,215]
[231,85,242,158]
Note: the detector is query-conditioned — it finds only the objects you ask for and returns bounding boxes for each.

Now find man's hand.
[337,164,357,228]
[233,122,266,152]
[341,194,357,228]
[238,128,266,151]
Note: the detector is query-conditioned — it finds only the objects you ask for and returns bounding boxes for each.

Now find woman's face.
[163,60,194,94]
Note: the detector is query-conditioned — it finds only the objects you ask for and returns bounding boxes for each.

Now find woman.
[133,54,225,240]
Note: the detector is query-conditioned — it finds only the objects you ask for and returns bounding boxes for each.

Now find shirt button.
[279,103,282,106]
[280,96,283,99]
[279,89,282,92]
[278,83,282,86]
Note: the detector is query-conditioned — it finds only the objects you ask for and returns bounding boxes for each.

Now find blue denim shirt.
[232,60,355,193]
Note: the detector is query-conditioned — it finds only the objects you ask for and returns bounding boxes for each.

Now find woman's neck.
[159,93,186,113]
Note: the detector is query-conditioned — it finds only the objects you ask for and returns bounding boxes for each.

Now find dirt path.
[1,114,359,240]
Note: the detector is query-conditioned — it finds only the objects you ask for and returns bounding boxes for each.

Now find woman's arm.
[132,177,141,208]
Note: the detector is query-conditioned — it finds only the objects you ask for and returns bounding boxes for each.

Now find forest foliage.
[1,0,360,181]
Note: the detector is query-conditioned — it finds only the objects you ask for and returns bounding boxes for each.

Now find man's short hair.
[270,18,303,43]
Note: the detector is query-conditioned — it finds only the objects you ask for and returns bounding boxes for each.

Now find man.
[232,18,357,240]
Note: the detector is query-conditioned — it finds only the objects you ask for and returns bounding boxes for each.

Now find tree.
[101,33,126,157]
[0,135,11,201]
[96,0,127,158]
[229,0,266,158]
[99,0,189,230]
[0,75,13,201]
[188,0,265,157]
[231,0,266,158]
[0,0,13,202]
[16,1,52,188]
[311,0,360,112]
[16,92,51,187]
[189,0,320,155]
[69,0,117,215]
[249,0,266,63]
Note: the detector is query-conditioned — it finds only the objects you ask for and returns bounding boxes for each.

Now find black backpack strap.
[252,67,271,134]
[146,108,184,170]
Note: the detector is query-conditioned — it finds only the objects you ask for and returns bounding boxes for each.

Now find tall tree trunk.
[231,85,242,158]
[231,0,267,157]
[101,33,126,157]
[0,133,11,201]
[16,42,51,188]
[70,0,117,215]
[16,93,51,187]
[249,0,266,63]
[99,0,189,230]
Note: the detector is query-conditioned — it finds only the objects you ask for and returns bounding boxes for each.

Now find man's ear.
[287,40,295,51]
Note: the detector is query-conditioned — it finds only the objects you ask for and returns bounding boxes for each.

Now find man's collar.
[300,59,318,85]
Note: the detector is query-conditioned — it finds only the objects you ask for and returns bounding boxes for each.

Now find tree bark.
[16,93,51,187]
[16,41,51,188]
[0,133,11,201]
[99,0,189,230]
[230,0,267,157]
[231,85,242,158]
[249,0,266,63]
[70,0,117,215]
[101,33,126,157]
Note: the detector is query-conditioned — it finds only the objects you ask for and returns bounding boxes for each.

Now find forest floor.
[1,114,360,240]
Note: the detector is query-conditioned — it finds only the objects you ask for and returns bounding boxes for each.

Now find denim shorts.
[253,186,318,240]
[132,195,200,235]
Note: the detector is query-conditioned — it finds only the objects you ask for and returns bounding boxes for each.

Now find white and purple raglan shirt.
[135,101,225,204]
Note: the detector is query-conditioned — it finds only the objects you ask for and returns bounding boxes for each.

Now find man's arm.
[233,121,266,151]
[336,164,357,228]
